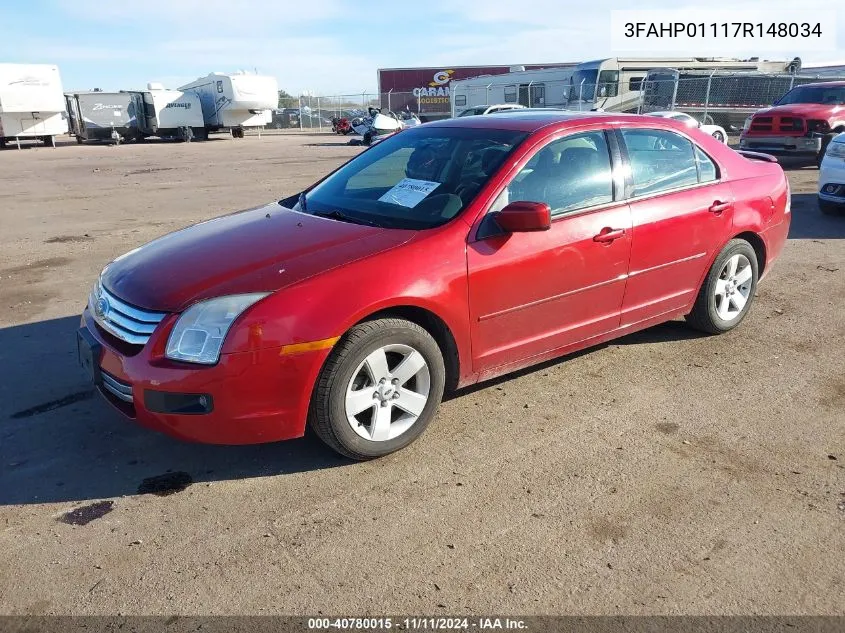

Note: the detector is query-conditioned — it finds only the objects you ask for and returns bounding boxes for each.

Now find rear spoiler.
[735,150,779,163]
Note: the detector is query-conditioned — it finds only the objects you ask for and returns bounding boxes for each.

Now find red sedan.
[77,111,791,459]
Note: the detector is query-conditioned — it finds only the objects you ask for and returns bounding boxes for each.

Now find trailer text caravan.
[0,64,68,148]
[179,72,277,137]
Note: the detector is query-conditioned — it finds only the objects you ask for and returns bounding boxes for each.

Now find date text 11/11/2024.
[623,22,823,38]
[307,617,528,630]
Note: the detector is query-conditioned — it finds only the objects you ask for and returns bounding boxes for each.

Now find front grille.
[101,370,133,403]
[750,116,773,132]
[779,117,804,132]
[91,285,167,346]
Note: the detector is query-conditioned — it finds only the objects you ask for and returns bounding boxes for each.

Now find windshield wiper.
[313,209,380,227]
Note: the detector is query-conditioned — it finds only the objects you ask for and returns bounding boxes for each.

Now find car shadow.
[0,316,350,507]
[447,319,706,401]
[788,193,845,240]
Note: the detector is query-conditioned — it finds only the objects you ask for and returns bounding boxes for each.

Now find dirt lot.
[0,133,843,616]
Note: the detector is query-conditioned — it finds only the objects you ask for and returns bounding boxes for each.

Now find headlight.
[825,142,845,159]
[165,293,269,365]
[742,117,752,132]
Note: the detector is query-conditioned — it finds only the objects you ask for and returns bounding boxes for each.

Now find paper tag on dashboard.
[378,178,441,208]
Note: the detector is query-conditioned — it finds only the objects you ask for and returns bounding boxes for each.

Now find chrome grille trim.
[101,371,134,403]
[91,285,167,346]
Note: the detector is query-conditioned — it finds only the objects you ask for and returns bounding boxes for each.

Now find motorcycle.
[331,116,352,135]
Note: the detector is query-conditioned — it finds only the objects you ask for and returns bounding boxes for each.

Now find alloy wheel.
[345,344,431,442]
[714,254,753,321]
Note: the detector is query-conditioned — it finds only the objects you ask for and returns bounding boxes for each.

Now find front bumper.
[819,156,845,205]
[739,134,822,157]
[79,308,331,444]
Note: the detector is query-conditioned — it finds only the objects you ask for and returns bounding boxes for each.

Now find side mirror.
[494,201,551,233]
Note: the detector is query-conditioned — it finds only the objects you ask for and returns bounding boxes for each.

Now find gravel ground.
[0,132,843,616]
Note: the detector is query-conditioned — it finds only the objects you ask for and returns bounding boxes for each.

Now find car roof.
[430,109,660,132]
[790,80,845,88]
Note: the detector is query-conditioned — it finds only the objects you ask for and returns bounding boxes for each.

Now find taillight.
[808,120,830,133]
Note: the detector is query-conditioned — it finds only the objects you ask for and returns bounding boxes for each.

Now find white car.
[457,104,526,117]
[647,111,728,143]
[818,131,845,215]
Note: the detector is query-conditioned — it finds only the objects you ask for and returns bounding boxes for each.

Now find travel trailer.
[0,63,68,148]
[127,84,205,141]
[566,57,802,113]
[179,72,277,137]
[65,91,137,143]
[450,66,576,116]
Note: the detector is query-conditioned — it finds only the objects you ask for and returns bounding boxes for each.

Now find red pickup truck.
[739,81,845,167]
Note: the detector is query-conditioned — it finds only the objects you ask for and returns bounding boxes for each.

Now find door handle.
[593,227,626,243]
[709,200,732,214]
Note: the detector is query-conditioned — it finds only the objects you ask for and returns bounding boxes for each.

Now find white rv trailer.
[179,72,277,138]
[127,84,205,141]
[450,66,576,116]
[0,63,68,148]
[566,57,802,113]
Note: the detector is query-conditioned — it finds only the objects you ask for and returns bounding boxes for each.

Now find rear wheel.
[309,318,446,460]
[712,130,725,143]
[686,239,759,334]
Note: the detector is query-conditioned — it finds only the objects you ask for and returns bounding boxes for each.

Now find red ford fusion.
[78,111,790,459]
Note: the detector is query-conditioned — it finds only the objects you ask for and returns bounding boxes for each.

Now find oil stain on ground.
[656,422,680,434]
[138,472,193,496]
[10,390,94,419]
[59,500,114,526]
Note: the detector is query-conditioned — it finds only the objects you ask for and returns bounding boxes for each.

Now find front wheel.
[686,239,759,334]
[309,318,446,460]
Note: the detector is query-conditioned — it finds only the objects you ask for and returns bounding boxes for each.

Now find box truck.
[0,63,68,148]
[179,72,277,138]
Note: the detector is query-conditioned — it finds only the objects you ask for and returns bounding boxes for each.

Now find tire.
[309,318,446,460]
[712,130,725,143]
[686,239,759,334]
[819,199,842,215]
[362,131,373,146]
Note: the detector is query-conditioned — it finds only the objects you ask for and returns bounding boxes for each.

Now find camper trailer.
[179,72,277,137]
[0,63,68,148]
[65,91,137,143]
[566,57,802,113]
[127,84,205,141]
[450,66,576,116]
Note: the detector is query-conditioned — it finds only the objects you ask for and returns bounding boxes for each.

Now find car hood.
[101,203,414,312]
[752,103,845,119]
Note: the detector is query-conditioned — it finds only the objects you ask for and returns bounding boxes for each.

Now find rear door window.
[620,129,698,196]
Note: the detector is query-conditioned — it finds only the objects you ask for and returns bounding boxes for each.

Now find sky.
[1,0,843,95]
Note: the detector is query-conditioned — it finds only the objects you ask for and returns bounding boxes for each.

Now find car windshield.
[777,85,845,105]
[291,126,528,230]
[458,107,487,117]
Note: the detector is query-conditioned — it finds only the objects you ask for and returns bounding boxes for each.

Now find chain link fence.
[264,71,845,133]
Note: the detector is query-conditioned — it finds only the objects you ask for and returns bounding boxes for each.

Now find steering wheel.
[414,193,463,219]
